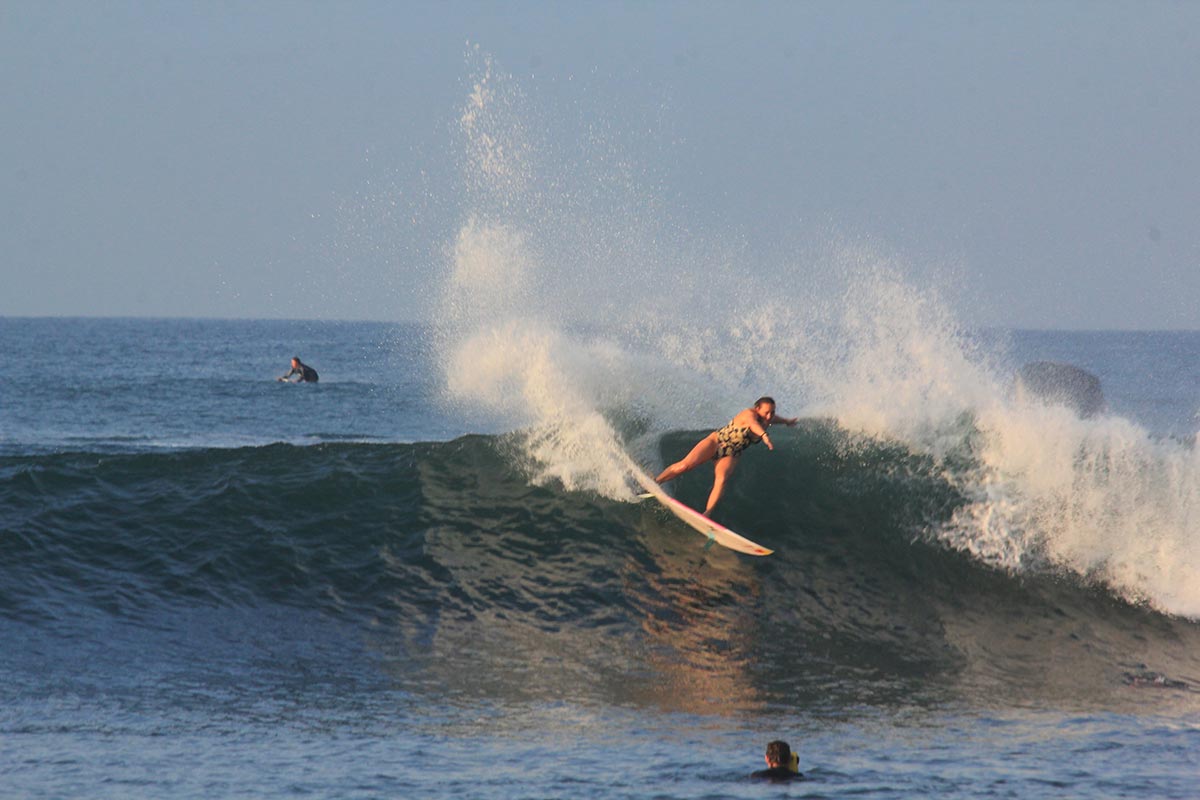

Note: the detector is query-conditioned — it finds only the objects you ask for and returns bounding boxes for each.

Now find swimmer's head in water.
[765,740,793,769]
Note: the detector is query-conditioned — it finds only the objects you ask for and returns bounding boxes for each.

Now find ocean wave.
[5,433,1199,712]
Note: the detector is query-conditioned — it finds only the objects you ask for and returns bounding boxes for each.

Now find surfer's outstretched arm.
[757,414,797,448]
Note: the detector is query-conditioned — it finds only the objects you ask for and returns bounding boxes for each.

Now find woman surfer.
[655,396,797,516]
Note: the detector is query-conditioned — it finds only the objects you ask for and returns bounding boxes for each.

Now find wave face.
[5,437,1199,715]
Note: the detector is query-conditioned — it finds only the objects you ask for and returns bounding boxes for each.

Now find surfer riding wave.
[655,397,797,516]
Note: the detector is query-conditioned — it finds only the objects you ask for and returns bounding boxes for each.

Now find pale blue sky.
[3,1,1197,328]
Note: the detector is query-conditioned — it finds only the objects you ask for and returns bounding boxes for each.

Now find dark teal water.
[2,318,1198,799]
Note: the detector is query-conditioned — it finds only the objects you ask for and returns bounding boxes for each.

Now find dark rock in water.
[1015,361,1105,418]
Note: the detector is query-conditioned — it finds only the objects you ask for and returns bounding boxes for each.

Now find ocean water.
[2,316,1199,799]
[5,55,1200,800]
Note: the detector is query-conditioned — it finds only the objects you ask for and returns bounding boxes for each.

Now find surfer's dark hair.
[754,396,776,408]
[765,740,791,767]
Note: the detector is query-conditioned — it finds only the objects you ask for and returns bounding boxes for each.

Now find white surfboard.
[622,453,774,556]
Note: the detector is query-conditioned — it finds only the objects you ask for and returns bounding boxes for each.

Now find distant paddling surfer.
[278,357,319,383]
[655,397,797,516]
